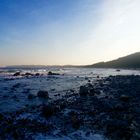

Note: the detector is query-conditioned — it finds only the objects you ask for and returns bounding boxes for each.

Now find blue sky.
[0,0,140,66]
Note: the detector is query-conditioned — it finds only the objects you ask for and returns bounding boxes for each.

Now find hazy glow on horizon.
[0,0,140,66]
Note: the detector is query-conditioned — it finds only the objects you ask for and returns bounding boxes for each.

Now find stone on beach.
[42,104,58,118]
[79,84,95,96]
[37,90,49,98]
[13,72,20,76]
[48,71,60,75]
[35,73,40,76]
[24,72,34,76]
[79,86,89,96]
[120,95,130,102]
[28,93,36,99]
[0,113,4,121]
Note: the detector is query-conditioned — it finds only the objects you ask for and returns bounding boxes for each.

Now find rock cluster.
[0,75,140,140]
[13,72,41,77]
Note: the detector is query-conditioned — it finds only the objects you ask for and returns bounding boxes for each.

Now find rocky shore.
[0,75,140,140]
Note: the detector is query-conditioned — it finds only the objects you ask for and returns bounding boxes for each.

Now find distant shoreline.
[0,66,140,71]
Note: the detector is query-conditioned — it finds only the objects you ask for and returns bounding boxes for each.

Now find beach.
[0,68,140,140]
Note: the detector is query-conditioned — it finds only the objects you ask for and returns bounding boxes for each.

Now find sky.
[0,0,140,66]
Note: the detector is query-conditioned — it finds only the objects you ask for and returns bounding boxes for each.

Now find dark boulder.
[37,90,49,98]
[79,86,89,96]
[28,94,36,99]
[13,72,20,76]
[116,69,121,72]
[0,113,4,121]
[42,104,58,118]
[48,71,60,76]
[69,111,81,129]
[24,72,34,76]
[97,75,100,78]
[35,73,40,76]
[120,95,130,102]
[72,118,81,130]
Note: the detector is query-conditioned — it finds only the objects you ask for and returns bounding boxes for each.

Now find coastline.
[0,74,140,139]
